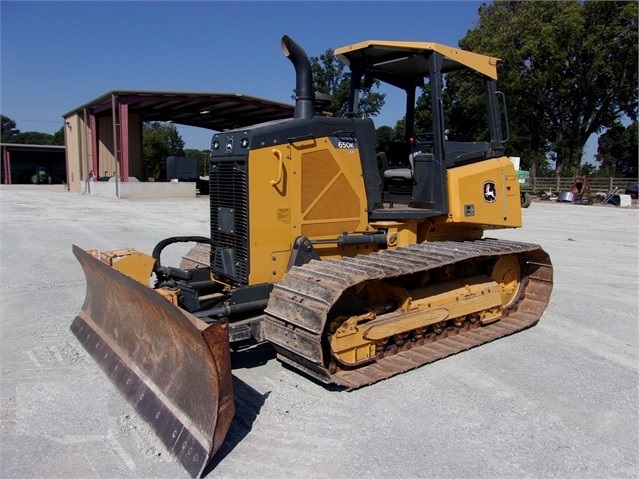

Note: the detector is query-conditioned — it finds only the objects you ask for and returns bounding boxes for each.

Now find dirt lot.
[1,185,637,478]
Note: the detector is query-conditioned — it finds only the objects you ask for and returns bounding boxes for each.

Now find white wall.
[80,179,196,199]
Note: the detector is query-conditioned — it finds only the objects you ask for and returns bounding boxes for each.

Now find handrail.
[271,148,284,187]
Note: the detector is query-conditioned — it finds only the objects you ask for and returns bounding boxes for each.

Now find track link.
[263,238,553,389]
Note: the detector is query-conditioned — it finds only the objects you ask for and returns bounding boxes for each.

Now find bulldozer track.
[264,238,553,389]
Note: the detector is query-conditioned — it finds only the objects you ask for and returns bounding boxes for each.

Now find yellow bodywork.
[87,248,156,285]
[446,156,522,227]
[329,275,504,365]
[246,138,522,286]
[247,138,370,285]
[86,248,182,305]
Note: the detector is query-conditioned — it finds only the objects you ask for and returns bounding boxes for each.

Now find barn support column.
[111,93,120,197]
[2,148,11,184]
[118,98,130,182]
[80,107,88,182]
[90,113,98,180]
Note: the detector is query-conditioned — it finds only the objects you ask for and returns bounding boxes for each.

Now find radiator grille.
[209,157,249,285]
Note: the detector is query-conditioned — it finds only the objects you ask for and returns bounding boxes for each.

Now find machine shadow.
[203,342,344,475]
[202,375,271,475]
[229,342,276,369]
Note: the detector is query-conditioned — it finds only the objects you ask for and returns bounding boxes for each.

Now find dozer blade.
[70,245,234,478]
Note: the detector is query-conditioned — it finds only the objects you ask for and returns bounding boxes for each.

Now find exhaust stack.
[281,35,314,120]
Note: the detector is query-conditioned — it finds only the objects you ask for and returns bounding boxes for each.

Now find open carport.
[63,91,294,195]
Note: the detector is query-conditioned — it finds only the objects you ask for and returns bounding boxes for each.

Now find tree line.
[1,116,65,145]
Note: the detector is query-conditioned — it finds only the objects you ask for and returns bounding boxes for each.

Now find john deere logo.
[483,181,497,203]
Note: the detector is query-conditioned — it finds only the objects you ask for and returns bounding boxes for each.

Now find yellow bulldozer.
[72,36,553,477]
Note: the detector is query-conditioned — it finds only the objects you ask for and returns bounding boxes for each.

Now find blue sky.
[1,1,597,159]
[1,0,487,148]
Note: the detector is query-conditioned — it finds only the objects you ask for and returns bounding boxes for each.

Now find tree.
[51,126,65,146]
[392,118,406,140]
[184,148,210,176]
[375,125,395,142]
[309,49,385,118]
[142,122,185,179]
[449,1,638,177]
[579,162,599,178]
[595,121,638,177]
[1,115,20,142]
[414,87,433,134]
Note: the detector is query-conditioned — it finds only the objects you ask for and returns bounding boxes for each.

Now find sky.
[1,0,597,159]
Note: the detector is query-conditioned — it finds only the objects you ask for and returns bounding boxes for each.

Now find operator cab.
[335,40,507,219]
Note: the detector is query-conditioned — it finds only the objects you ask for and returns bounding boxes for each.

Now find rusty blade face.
[71,245,234,478]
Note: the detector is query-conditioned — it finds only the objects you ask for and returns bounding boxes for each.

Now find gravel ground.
[1,185,637,479]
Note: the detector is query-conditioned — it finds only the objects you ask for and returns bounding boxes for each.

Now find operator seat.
[383,154,414,181]
[379,141,414,181]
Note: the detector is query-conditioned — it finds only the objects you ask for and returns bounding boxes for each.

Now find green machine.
[517,169,532,208]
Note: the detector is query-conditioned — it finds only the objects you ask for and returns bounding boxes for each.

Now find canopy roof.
[335,40,502,89]
[64,91,295,131]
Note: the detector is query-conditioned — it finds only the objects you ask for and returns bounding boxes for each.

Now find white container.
[615,194,632,207]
